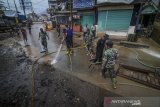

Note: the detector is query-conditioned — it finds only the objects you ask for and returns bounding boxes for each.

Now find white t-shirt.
[91,25,96,31]
[83,26,88,32]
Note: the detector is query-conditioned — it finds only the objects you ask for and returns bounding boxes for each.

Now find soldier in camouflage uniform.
[85,28,93,52]
[39,28,49,52]
[102,40,119,89]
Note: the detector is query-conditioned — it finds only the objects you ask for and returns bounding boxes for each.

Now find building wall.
[152,22,160,45]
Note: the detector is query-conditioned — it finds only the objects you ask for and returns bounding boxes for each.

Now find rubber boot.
[45,48,48,52]
[69,49,73,55]
[102,69,106,78]
[71,49,74,53]
[66,49,69,54]
[112,78,117,89]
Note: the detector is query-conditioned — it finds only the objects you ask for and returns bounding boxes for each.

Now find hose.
[129,48,160,69]
[117,45,160,69]
[135,50,160,69]
[69,53,73,72]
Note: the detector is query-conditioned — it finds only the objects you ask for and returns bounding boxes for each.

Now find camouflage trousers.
[102,67,117,88]
[102,67,116,78]
[86,43,92,51]
[41,39,47,51]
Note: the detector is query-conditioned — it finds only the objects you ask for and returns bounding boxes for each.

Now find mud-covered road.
[0,33,118,107]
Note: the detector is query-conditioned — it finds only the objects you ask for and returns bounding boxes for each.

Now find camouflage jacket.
[102,48,119,68]
[39,31,49,41]
[85,33,92,45]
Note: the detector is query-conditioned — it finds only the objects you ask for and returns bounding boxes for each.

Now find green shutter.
[106,9,133,31]
[98,11,107,31]
[81,13,94,28]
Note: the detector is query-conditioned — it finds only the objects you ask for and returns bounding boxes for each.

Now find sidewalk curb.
[120,41,149,48]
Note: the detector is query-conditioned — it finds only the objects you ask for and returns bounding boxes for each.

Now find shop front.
[73,0,95,32]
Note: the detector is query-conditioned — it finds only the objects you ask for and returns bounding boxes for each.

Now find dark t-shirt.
[96,38,105,52]
[66,29,73,40]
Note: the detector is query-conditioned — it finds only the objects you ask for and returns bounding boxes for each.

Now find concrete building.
[48,0,76,25]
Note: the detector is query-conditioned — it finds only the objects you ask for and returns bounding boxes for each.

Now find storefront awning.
[141,4,158,14]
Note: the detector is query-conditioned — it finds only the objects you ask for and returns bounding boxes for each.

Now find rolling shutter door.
[106,9,133,31]
[98,11,107,31]
[81,13,94,28]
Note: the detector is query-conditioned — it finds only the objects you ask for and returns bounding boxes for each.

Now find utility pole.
[7,0,10,9]
[21,0,26,19]
[13,0,19,24]
[70,0,73,29]
[135,3,144,32]
[31,1,33,12]
[13,0,18,12]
